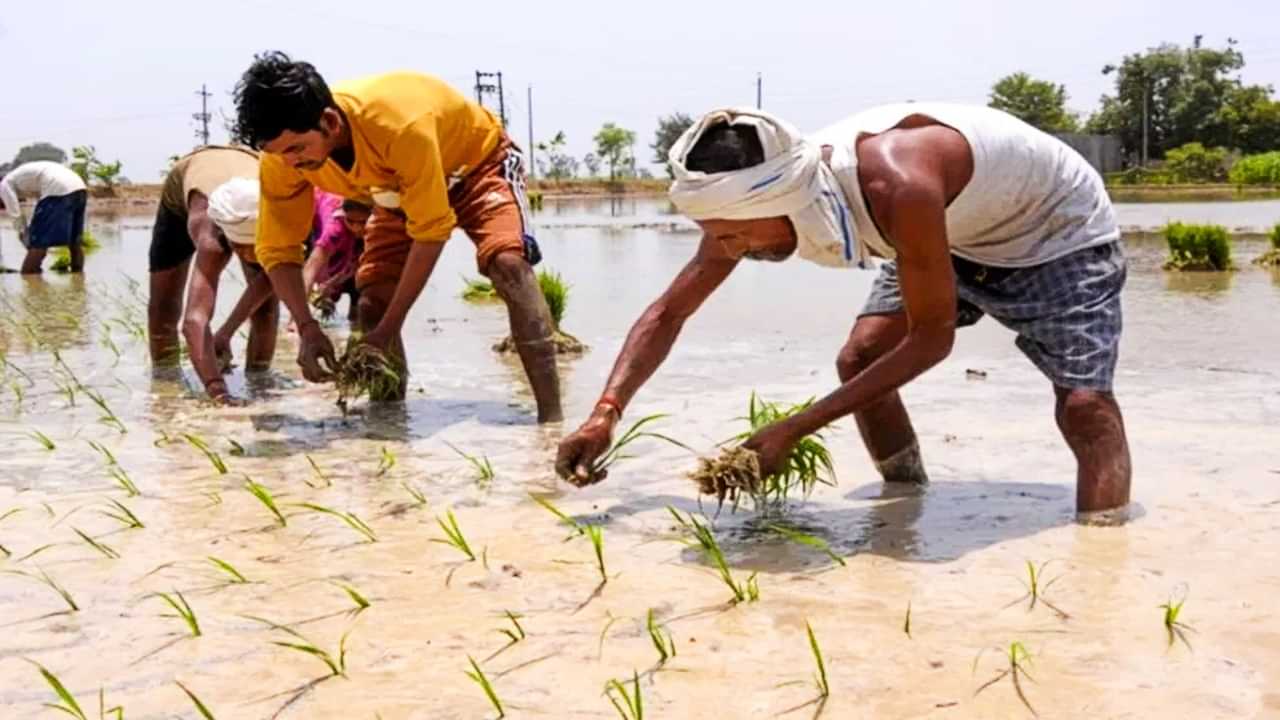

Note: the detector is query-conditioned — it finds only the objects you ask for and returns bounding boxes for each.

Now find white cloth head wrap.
[207,177,259,246]
[668,108,864,268]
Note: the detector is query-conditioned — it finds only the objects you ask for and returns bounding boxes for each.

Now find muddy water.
[1,209,1278,719]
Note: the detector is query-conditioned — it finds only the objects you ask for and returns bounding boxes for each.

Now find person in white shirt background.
[0,160,90,274]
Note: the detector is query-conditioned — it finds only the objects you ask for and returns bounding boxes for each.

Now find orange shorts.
[356,137,540,290]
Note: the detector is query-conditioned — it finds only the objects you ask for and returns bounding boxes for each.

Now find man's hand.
[213,330,234,373]
[555,408,618,486]
[742,420,801,480]
[297,320,338,382]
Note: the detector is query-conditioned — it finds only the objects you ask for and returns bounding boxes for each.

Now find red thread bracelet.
[596,396,624,418]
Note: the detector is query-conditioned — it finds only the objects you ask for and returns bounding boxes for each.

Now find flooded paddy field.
[1,201,1278,718]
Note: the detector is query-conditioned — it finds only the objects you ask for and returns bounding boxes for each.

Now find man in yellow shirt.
[231,52,561,421]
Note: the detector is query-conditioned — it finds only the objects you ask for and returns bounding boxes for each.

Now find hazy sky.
[2,0,1278,180]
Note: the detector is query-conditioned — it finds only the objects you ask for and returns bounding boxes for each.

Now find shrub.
[1228,152,1280,185]
[1164,143,1229,183]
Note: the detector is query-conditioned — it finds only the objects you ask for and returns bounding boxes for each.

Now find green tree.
[988,72,1079,133]
[70,145,124,189]
[651,112,694,177]
[1086,37,1280,160]
[535,131,579,180]
[13,142,67,166]
[593,123,636,181]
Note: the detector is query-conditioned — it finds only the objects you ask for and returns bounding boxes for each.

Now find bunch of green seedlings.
[335,337,404,410]
[689,393,836,513]
[668,507,759,604]
[48,229,100,273]
[460,276,499,302]
[584,413,691,484]
[492,269,587,354]
[605,671,644,720]
[1252,222,1280,267]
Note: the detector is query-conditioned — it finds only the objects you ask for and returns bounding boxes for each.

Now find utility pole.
[756,72,762,109]
[474,71,507,127]
[526,84,535,179]
[1141,79,1150,167]
[193,84,212,146]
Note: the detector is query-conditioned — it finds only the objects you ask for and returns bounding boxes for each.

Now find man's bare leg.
[242,261,280,372]
[69,239,85,273]
[356,281,408,400]
[148,259,192,366]
[20,249,46,274]
[836,312,927,483]
[1054,387,1132,515]
[488,250,563,423]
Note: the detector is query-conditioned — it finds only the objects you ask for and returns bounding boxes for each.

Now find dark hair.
[232,51,334,148]
[685,122,765,173]
[341,198,372,215]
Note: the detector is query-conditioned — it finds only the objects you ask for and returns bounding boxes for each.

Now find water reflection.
[1163,270,1235,294]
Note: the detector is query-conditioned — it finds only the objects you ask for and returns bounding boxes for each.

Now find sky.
[2,0,1279,181]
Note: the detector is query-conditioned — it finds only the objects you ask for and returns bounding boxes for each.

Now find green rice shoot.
[1013,560,1068,619]
[376,446,397,477]
[668,507,759,604]
[208,556,249,584]
[184,433,228,474]
[1161,587,1194,650]
[108,466,140,497]
[152,590,201,637]
[585,524,608,583]
[444,441,496,484]
[72,527,120,559]
[529,493,585,541]
[605,670,643,720]
[305,454,331,488]
[974,641,1037,716]
[401,480,428,507]
[589,413,692,481]
[265,623,352,678]
[767,523,846,566]
[333,581,371,614]
[433,510,477,561]
[244,478,287,527]
[464,655,505,718]
[27,429,56,450]
[99,499,143,529]
[176,681,216,719]
[29,660,88,720]
[806,621,830,698]
[496,610,526,645]
[296,503,378,543]
[646,609,676,665]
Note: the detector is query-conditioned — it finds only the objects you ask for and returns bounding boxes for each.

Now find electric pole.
[756,72,762,109]
[474,71,507,127]
[526,84,535,179]
[193,84,212,146]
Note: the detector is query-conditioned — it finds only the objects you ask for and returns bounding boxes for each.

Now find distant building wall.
[1054,133,1124,174]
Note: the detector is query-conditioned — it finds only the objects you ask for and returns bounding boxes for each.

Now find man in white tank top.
[555,105,1131,521]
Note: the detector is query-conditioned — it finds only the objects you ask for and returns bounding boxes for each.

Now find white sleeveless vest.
[810,103,1119,268]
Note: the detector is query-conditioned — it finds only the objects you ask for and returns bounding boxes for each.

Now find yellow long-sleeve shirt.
[255,71,503,271]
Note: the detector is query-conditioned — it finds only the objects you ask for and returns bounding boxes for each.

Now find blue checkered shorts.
[860,242,1126,391]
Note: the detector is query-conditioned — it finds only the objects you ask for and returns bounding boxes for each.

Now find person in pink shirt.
[302,190,372,323]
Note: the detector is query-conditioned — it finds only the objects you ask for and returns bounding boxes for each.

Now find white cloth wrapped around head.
[207,177,260,246]
[667,108,863,268]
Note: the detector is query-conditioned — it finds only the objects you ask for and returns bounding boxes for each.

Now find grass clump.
[1163,222,1233,271]
[689,393,835,513]
[335,338,404,410]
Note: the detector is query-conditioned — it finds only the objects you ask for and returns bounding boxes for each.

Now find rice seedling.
[335,339,405,409]
[333,581,371,615]
[444,441,495,485]
[903,601,912,638]
[766,523,846,566]
[100,331,122,366]
[375,445,397,477]
[244,478,288,527]
[227,439,246,457]
[72,528,120,559]
[806,621,830,698]
[9,379,25,409]
[260,622,351,678]
[464,655,505,718]
[669,507,759,604]
[974,641,1037,716]
[646,609,676,665]
[1161,588,1194,650]
[690,393,836,513]
[460,276,499,302]
[0,507,22,524]
[529,493,585,540]
[108,466,140,497]
[86,440,117,466]
[204,491,222,506]
[208,556,249,584]
[433,510,477,561]
[588,413,692,482]
[294,503,377,543]
[495,610,526,645]
[151,590,201,637]
[605,671,643,720]
[401,481,428,507]
[0,543,10,558]
[153,430,175,447]
[184,434,228,474]
[176,681,216,719]
[305,454,331,488]
[5,568,79,611]
[28,660,89,719]
[1010,560,1068,619]
[84,388,126,434]
[585,524,608,583]
[27,429,56,450]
